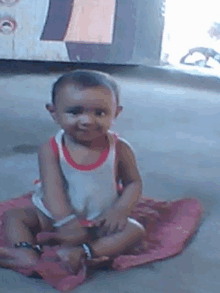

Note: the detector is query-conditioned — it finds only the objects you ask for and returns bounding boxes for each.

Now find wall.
[0,0,164,64]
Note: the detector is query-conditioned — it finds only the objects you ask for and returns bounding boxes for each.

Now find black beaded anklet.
[14,242,43,255]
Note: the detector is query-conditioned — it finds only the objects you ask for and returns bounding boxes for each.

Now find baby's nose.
[79,113,94,124]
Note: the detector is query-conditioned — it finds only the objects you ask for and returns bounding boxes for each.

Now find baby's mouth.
[76,127,103,137]
[77,129,97,138]
[78,129,91,133]
[77,127,100,133]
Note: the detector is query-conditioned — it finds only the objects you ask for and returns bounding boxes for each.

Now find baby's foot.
[57,246,110,273]
[57,246,84,275]
[0,247,40,269]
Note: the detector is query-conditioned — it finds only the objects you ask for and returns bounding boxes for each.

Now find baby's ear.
[45,103,54,112]
[46,103,58,123]
[115,106,123,118]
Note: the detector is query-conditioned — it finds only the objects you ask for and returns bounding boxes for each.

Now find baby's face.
[53,83,119,141]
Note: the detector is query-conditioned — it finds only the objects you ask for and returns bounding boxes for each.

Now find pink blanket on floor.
[0,192,204,292]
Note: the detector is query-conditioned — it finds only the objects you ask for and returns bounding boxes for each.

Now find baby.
[0,70,145,274]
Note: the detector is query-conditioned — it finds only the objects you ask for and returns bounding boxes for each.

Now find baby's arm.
[95,138,142,236]
[38,140,74,222]
[114,138,143,214]
[38,141,87,241]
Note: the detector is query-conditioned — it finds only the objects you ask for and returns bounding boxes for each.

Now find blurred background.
[161,0,220,72]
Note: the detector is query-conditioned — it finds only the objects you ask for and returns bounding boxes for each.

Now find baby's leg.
[88,218,146,259]
[0,207,51,269]
[57,218,146,271]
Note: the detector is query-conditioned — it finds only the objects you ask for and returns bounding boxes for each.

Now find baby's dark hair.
[52,69,120,106]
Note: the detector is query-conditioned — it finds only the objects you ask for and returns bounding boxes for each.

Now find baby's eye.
[96,110,106,117]
[68,109,83,115]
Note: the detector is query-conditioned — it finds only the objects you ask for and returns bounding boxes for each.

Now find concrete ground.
[0,62,220,292]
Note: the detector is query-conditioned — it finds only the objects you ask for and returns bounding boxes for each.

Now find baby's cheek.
[65,115,76,123]
[108,118,115,128]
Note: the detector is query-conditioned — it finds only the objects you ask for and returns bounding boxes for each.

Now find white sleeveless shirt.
[32,129,121,223]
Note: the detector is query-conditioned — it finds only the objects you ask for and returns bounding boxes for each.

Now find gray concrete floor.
[0,63,220,292]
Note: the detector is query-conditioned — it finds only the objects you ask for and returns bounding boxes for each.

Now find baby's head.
[46,69,123,142]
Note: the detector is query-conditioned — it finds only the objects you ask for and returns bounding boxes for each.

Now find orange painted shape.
[64,0,116,44]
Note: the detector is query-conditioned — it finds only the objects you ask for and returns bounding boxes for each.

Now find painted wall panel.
[0,0,164,64]
[64,0,116,44]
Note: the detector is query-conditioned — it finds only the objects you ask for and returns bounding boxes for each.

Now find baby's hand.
[94,207,127,237]
[37,218,95,246]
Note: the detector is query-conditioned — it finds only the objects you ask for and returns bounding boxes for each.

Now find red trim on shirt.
[61,135,110,171]
[34,133,124,191]
[49,132,119,171]
[49,137,59,157]
[50,135,111,170]
[33,179,41,185]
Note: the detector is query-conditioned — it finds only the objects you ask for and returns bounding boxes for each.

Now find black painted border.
[41,0,73,40]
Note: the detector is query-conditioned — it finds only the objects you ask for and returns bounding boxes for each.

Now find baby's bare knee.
[2,208,21,224]
[2,207,40,230]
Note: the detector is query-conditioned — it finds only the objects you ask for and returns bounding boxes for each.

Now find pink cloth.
[0,192,204,292]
